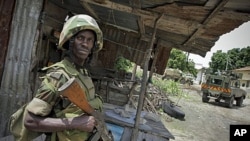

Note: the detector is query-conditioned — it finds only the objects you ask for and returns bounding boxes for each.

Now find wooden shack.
[1,0,250,140]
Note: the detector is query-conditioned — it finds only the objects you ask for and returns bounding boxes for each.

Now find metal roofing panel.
[0,0,15,83]
[0,0,43,136]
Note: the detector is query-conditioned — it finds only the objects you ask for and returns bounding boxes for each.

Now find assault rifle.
[58,78,113,141]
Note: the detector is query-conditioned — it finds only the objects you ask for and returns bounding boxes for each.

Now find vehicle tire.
[202,93,209,102]
[226,96,234,108]
[162,101,185,120]
[236,97,243,107]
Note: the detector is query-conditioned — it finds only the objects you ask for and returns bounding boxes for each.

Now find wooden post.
[131,14,163,141]
[131,64,137,81]
[148,44,160,82]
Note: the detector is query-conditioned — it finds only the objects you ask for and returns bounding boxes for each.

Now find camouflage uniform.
[26,58,103,141]
[26,14,104,141]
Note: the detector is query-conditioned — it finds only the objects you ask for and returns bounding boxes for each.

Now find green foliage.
[114,56,133,71]
[152,76,186,97]
[167,49,186,70]
[209,50,227,72]
[135,68,143,78]
[167,48,197,77]
[164,80,183,96]
[185,60,197,77]
[209,46,250,72]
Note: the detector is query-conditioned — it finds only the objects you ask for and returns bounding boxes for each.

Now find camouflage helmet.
[58,14,103,52]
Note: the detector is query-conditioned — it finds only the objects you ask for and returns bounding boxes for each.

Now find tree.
[209,50,227,72]
[237,46,250,66]
[167,48,197,76]
[209,46,250,72]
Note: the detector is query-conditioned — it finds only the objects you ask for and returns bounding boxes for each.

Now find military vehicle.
[201,71,247,108]
[162,68,194,85]
[181,73,194,85]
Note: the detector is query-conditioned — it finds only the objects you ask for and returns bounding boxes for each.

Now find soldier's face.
[73,30,95,61]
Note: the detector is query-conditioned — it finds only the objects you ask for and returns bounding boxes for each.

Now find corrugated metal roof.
[0,0,43,136]
[0,0,15,83]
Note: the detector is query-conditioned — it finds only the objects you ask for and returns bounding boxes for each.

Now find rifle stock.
[58,78,113,141]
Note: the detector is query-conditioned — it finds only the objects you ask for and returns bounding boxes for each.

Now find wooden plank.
[137,16,145,35]
[131,14,163,141]
[183,0,230,46]
[103,105,175,140]
[138,131,169,141]
[80,1,100,20]
[121,127,132,141]
[82,0,201,35]
[120,127,170,141]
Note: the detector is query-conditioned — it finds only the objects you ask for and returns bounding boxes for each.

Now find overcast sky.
[189,21,250,68]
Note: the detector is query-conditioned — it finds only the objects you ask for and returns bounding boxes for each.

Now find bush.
[152,76,186,97]
[114,56,132,72]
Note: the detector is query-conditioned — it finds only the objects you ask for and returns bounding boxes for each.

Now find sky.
[189,21,250,68]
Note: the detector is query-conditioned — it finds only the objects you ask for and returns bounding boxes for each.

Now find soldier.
[24,14,105,141]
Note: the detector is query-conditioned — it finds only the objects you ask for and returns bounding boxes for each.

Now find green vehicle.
[201,72,247,108]
[162,68,194,85]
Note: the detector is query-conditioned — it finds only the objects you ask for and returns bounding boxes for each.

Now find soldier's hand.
[72,115,96,132]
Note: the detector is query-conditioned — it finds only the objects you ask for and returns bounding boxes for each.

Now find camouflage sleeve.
[26,70,69,116]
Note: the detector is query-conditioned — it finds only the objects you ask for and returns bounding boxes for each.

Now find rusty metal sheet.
[0,0,15,84]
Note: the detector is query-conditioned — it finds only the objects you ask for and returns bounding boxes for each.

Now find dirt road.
[162,84,250,141]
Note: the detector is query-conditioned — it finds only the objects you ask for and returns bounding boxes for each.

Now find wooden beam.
[158,39,181,48]
[183,0,229,46]
[103,22,138,33]
[159,39,207,57]
[80,1,100,20]
[131,14,163,141]
[137,16,145,35]
[203,0,230,25]
[82,0,156,25]
[130,0,145,35]
[148,43,160,79]
[129,0,141,9]
[80,0,209,56]
[81,0,201,34]
[82,0,136,14]
[101,23,207,57]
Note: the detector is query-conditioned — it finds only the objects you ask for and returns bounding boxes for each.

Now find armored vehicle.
[201,72,247,108]
[162,68,194,85]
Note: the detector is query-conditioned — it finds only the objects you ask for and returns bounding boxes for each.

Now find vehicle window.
[210,78,222,85]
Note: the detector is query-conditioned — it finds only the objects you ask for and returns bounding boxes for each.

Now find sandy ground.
[161,84,250,141]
